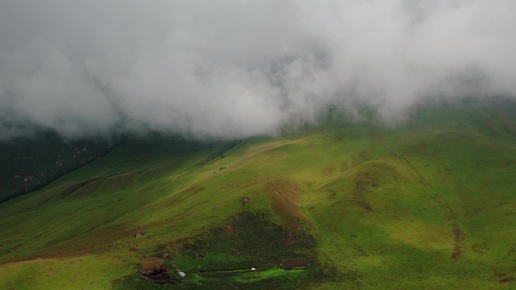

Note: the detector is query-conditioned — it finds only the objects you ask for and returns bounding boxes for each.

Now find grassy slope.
[1,102,516,289]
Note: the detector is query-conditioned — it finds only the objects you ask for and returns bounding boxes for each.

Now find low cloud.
[1,0,515,140]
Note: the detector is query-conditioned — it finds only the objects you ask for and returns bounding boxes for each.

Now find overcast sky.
[1,0,515,140]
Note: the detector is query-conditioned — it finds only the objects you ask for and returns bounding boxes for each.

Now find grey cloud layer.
[1,0,515,139]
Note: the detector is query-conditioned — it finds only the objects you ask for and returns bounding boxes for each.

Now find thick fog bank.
[1,1,515,140]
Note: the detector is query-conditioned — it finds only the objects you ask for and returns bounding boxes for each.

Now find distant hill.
[1,98,515,289]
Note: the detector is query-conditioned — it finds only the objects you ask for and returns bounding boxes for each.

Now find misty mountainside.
[0,133,116,203]
[1,100,516,289]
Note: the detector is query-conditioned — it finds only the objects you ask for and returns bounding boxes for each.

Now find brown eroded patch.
[138,257,167,276]
[223,225,233,233]
[353,171,380,191]
[228,249,240,256]
[499,277,514,284]
[351,171,380,213]
[451,223,464,259]
[266,179,312,232]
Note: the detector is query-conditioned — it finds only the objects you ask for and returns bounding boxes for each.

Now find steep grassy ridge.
[1,101,516,289]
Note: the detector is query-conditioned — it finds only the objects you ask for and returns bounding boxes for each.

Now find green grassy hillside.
[1,100,516,289]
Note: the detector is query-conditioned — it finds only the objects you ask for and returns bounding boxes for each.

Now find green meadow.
[1,100,516,289]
